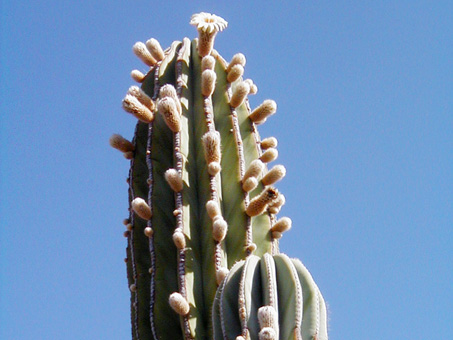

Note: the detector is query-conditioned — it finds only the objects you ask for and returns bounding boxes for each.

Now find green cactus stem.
[110,12,327,340]
[212,254,328,340]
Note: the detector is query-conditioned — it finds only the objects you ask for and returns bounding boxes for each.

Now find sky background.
[1,1,452,339]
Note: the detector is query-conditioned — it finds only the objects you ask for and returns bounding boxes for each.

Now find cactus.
[110,12,328,340]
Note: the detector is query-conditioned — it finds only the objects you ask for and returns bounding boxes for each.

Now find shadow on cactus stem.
[110,12,328,340]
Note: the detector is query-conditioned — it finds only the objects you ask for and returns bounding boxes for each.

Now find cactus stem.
[145,63,162,340]
[227,84,254,254]
[133,41,157,67]
[127,123,140,339]
[175,44,194,339]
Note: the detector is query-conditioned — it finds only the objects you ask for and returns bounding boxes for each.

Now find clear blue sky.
[1,1,451,339]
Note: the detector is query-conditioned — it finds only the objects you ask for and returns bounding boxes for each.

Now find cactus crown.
[111,12,328,340]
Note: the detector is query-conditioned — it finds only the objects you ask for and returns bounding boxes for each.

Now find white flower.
[190,12,228,34]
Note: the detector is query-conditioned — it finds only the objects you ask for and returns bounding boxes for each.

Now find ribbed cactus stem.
[115,13,328,340]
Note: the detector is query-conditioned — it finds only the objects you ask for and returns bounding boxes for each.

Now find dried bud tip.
[173,231,186,250]
[227,64,244,83]
[262,165,286,186]
[201,55,216,70]
[133,42,156,66]
[109,134,134,153]
[144,227,154,238]
[122,219,130,225]
[169,292,190,316]
[201,69,217,97]
[271,217,292,233]
[250,100,277,124]
[212,217,228,242]
[131,197,152,220]
[145,38,165,62]
[260,148,278,163]
[126,223,133,231]
[206,200,221,219]
[246,243,257,253]
[123,151,134,160]
[272,231,283,239]
[131,70,145,83]
[165,168,183,192]
[261,137,278,150]
[129,284,137,292]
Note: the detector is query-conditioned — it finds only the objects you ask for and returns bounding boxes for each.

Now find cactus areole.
[111,12,328,340]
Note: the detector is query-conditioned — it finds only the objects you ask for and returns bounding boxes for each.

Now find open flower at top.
[190,12,228,34]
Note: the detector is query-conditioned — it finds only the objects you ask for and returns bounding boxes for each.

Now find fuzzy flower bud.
[169,292,190,316]
[250,100,277,124]
[122,94,154,123]
[131,197,152,220]
[165,168,183,192]
[201,69,217,97]
[145,38,165,62]
[262,165,286,186]
[133,42,156,66]
[158,97,181,132]
[230,81,250,108]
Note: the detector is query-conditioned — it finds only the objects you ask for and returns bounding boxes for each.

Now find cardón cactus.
[110,12,328,340]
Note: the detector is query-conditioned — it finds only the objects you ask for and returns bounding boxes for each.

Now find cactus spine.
[112,12,327,340]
